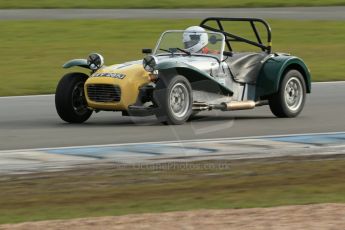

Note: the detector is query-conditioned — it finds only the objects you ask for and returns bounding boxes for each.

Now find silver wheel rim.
[284,77,303,112]
[169,82,190,118]
[72,82,88,115]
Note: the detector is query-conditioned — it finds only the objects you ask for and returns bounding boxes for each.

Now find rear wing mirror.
[223,51,232,57]
[142,48,152,54]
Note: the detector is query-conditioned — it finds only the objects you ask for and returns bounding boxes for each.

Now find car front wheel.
[269,69,306,118]
[55,72,92,123]
[153,75,193,125]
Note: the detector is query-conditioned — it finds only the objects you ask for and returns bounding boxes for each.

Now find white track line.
[1,131,344,153]
[313,81,345,84]
[0,94,53,99]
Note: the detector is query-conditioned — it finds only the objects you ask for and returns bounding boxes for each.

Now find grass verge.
[1,19,344,96]
[0,156,345,224]
[0,0,344,9]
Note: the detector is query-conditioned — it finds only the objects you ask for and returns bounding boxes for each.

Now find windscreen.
[154,30,225,60]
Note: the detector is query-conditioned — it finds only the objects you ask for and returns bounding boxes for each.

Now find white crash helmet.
[183,26,208,53]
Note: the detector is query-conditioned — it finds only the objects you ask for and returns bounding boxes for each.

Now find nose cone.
[85,62,151,111]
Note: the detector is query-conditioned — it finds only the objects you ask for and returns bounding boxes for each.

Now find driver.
[183,26,218,54]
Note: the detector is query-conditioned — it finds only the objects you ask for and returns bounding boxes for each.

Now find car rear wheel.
[55,72,92,123]
[269,70,306,118]
[153,75,193,125]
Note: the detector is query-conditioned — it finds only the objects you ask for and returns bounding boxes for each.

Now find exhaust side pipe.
[195,100,269,111]
[221,101,256,111]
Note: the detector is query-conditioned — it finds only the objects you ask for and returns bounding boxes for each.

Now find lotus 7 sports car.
[56,17,311,125]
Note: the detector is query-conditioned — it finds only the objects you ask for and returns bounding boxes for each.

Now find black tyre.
[188,111,200,121]
[153,75,193,125]
[269,69,306,118]
[55,72,92,123]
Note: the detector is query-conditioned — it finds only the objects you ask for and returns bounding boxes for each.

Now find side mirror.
[223,51,232,57]
[209,35,218,45]
[142,48,152,54]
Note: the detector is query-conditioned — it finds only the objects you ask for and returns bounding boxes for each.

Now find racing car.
[55,17,311,125]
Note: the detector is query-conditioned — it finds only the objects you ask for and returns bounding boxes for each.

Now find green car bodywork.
[255,55,311,99]
[156,55,311,99]
[156,61,233,94]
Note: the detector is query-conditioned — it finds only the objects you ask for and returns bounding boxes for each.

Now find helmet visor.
[183,34,201,49]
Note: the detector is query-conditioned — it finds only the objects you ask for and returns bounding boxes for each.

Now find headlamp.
[87,53,104,70]
[143,55,158,72]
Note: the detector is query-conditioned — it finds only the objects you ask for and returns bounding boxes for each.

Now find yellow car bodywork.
[85,63,151,111]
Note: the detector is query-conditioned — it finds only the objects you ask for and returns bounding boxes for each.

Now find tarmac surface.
[0,82,345,151]
[0,7,344,20]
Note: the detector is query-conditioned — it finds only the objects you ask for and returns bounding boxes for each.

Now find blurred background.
[0,1,344,96]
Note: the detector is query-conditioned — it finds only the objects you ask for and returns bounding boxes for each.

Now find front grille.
[87,84,121,103]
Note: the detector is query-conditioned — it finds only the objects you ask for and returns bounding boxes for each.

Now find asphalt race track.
[0,7,345,20]
[0,82,344,151]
